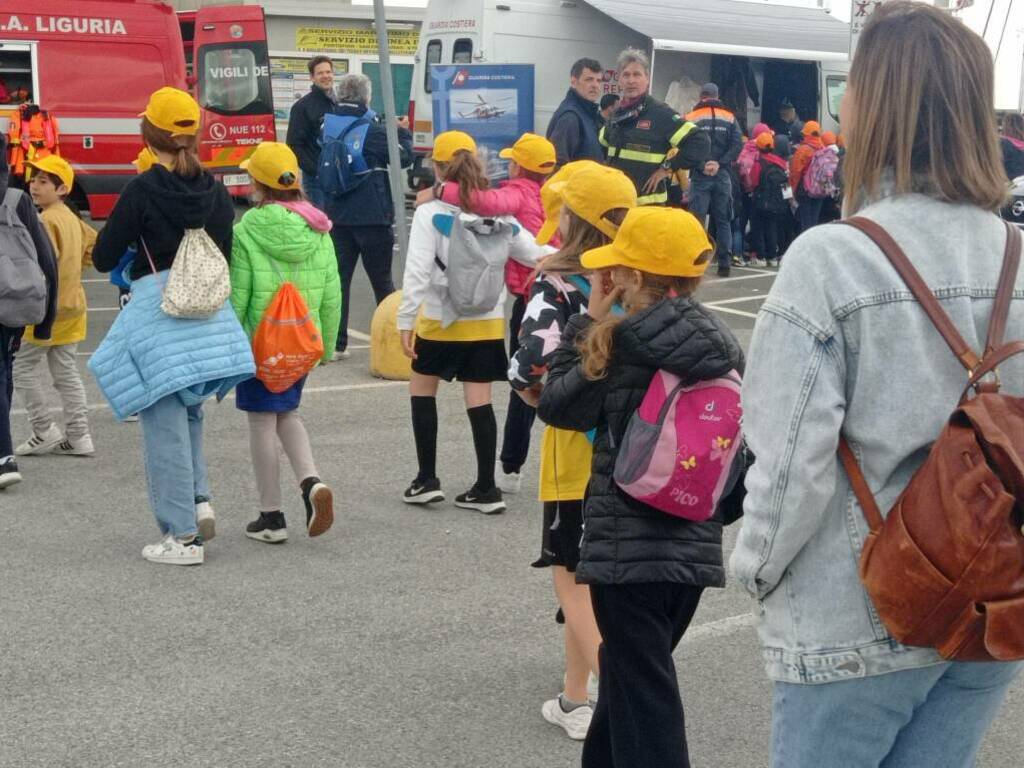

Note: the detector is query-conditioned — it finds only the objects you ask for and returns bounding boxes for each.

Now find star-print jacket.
[537,295,744,586]
[508,272,589,390]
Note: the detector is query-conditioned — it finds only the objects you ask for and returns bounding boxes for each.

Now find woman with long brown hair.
[92,87,247,565]
[539,205,742,767]
[397,132,545,514]
[732,4,1022,765]
[510,162,635,740]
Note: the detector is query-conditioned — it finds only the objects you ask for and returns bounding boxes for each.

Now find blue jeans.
[139,393,211,537]
[687,171,733,269]
[303,172,325,210]
[771,661,1022,768]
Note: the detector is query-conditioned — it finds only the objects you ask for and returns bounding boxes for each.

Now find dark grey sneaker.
[245,512,288,543]
[0,457,22,490]
[403,477,445,505]
[454,485,506,515]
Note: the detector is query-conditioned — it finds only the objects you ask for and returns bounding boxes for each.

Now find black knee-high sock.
[411,396,438,482]
[467,404,497,491]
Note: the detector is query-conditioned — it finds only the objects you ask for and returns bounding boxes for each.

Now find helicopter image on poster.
[455,92,517,120]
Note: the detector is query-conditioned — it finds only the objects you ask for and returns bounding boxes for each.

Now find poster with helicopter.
[429,63,535,179]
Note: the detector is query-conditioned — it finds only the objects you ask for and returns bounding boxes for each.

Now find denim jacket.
[730,192,1024,684]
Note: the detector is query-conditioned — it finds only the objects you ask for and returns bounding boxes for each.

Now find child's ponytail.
[141,117,202,179]
[438,150,489,212]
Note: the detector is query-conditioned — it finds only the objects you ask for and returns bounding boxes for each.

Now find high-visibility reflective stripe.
[607,147,666,164]
[206,145,258,168]
[637,191,669,205]
[669,122,698,147]
[50,117,141,136]
[599,127,609,148]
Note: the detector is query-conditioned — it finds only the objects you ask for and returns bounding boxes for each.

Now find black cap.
[780,97,795,109]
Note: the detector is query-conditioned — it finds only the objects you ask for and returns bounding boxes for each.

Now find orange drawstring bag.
[252,262,324,393]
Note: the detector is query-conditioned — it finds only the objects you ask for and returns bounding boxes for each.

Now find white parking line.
[682,612,756,645]
[708,306,759,320]
[709,271,777,284]
[706,295,769,306]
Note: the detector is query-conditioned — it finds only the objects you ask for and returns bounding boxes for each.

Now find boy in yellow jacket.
[14,155,97,456]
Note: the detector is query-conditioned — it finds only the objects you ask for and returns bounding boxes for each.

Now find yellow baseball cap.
[27,154,74,190]
[240,141,300,190]
[139,87,201,136]
[499,133,556,175]
[581,207,713,278]
[430,131,477,162]
[546,164,637,241]
[535,160,602,245]
[132,147,159,173]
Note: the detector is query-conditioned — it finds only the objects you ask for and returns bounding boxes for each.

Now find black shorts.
[531,500,584,572]
[412,337,508,383]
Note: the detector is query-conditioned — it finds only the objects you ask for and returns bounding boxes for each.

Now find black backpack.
[754,159,789,215]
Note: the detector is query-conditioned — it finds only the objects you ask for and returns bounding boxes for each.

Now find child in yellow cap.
[536,205,744,765]
[398,131,551,514]
[423,131,558,493]
[230,141,341,542]
[509,162,636,741]
[91,86,242,565]
[15,154,97,457]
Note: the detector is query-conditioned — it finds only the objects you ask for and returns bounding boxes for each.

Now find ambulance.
[409,0,851,168]
[0,0,275,218]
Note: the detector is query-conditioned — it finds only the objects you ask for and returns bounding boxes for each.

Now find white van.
[409,0,850,167]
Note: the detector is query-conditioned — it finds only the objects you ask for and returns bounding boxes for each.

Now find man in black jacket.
[0,136,59,489]
[285,55,336,209]
[600,49,710,207]
[323,73,412,359]
[686,83,743,276]
[547,58,605,168]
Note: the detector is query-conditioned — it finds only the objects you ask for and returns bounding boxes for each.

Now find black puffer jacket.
[538,297,744,587]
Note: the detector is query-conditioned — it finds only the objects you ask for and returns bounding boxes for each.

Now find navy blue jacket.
[547,89,604,167]
[324,102,413,228]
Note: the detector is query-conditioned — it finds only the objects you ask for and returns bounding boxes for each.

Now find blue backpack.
[318,109,376,197]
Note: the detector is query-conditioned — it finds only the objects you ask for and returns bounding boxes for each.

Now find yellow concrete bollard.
[370,290,412,381]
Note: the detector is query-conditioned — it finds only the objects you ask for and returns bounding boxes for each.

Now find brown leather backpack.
[838,217,1024,662]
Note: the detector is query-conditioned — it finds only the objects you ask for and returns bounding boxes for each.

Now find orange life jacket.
[8,105,60,177]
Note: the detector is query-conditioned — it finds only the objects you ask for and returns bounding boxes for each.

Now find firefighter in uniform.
[600,49,710,207]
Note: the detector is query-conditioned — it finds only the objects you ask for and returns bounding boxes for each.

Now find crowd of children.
[727,119,843,268]
[3,5,1022,762]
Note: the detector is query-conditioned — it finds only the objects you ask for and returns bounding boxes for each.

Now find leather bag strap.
[838,437,885,533]
[842,217,980,372]
[984,223,1022,354]
[961,340,1024,400]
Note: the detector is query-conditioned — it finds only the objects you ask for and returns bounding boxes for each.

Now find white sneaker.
[196,501,216,541]
[496,465,522,494]
[330,349,351,362]
[15,424,63,456]
[541,696,593,741]
[51,434,95,457]
[142,534,204,566]
[768,258,780,268]
[123,414,139,423]
[752,258,768,267]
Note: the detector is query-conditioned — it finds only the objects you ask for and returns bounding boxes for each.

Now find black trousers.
[499,294,536,472]
[0,326,24,457]
[582,582,705,768]
[332,224,396,352]
[750,210,780,262]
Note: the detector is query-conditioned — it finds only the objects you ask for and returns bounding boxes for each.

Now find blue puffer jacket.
[89,274,255,421]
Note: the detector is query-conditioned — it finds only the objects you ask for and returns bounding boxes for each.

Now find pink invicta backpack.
[613,371,744,521]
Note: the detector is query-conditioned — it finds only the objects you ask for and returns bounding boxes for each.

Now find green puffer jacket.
[230,203,341,363]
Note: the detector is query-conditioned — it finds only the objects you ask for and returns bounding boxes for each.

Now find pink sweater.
[440,177,545,297]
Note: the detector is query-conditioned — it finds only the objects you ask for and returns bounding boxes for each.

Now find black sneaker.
[716,265,731,278]
[245,511,288,543]
[403,477,445,505]
[0,457,22,490]
[301,479,334,538]
[455,485,506,515]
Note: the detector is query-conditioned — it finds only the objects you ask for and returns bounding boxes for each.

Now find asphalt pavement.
[1,212,1021,768]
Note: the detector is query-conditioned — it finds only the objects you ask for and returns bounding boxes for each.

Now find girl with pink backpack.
[538,205,744,768]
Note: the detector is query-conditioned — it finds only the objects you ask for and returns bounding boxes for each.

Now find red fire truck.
[0,0,275,217]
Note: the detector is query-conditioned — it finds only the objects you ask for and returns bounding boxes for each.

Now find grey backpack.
[0,188,47,328]
[432,211,515,328]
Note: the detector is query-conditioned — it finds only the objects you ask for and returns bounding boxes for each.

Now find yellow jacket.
[26,203,96,346]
